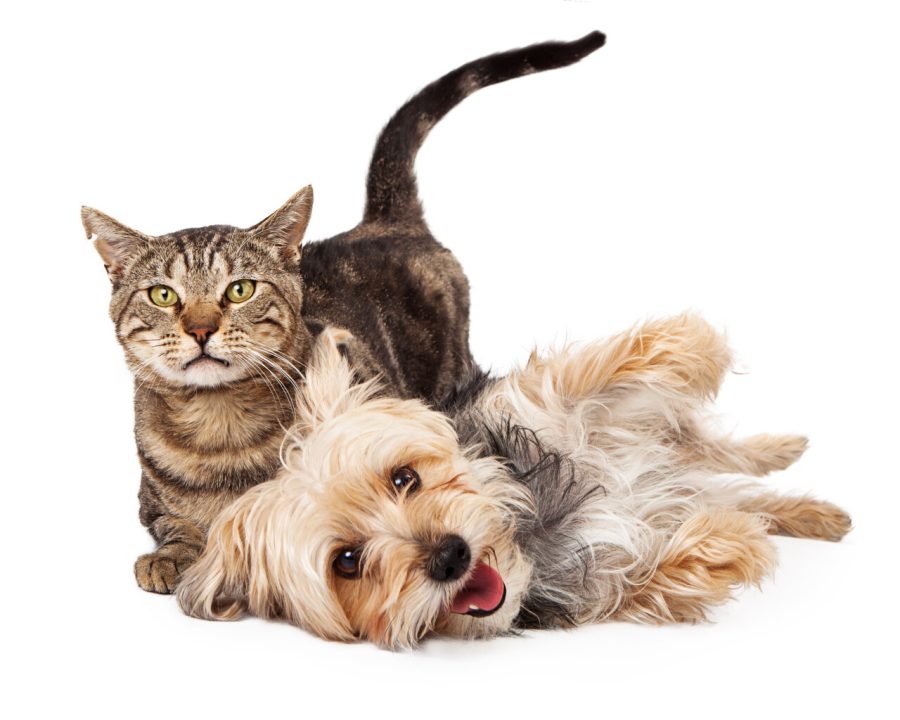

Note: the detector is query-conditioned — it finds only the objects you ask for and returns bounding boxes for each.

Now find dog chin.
[449,562,507,618]
[438,598,518,641]
[435,559,530,641]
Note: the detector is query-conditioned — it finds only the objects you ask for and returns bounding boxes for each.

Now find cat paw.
[134,551,180,594]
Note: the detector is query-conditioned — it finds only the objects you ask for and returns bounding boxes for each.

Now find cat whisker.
[243,338,305,376]
[247,352,301,414]
[132,358,164,395]
[232,355,289,413]
[235,351,297,415]
[248,358,299,407]
[241,346,301,391]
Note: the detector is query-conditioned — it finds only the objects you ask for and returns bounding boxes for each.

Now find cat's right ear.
[81,206,153,280]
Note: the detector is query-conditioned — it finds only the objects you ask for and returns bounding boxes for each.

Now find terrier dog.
[177,316,851,648]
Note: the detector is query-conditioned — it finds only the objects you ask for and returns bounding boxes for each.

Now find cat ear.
[249,185,313,264]
[81,206,153,279]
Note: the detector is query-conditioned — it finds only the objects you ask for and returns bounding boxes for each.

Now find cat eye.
[334,547,363,579]
[148,285,178,307]
[391,466,421,495]
[225,279,255,303]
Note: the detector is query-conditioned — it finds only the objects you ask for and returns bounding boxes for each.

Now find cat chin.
[152,360,247,388]
[184,363,247,388]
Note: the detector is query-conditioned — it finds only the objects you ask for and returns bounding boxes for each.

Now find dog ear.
[176,481,356,641]
[291,327,379,435]
[176,493,256,622]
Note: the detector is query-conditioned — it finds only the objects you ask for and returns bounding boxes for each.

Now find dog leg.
[514,313,731,409]
[737,493,852,542]
[679,428,810,477]
[616,508,776,624]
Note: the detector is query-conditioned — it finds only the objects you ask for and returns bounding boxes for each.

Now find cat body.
[83,32,607,593]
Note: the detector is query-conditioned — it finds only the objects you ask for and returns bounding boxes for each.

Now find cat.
[82,31,607,594]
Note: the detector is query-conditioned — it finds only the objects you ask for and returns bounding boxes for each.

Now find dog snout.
[428,535,471,582]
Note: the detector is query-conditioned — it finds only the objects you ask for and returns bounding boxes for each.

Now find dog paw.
[135,551,181,594]
[747,495,852,542]
[781,499,852,542]
[744,434,809,474]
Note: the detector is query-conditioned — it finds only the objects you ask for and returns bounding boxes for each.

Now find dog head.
[177,328,532,648]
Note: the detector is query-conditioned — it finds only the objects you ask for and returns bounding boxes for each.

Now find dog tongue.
[450,562,505,615]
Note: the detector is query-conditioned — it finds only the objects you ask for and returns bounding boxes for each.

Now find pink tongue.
[450,562,505,614]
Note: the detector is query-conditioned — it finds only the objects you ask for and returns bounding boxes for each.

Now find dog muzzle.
[450,562,506,618]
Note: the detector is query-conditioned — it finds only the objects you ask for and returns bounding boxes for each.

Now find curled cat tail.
[362,31,606,230]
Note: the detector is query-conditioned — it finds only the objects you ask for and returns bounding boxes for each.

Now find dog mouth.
[183,352,230,370]
[450,562,506,618]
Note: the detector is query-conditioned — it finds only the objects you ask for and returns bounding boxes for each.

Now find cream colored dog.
[177,316,850,648]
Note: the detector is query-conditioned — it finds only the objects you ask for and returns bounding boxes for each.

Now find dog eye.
[391,466,421,495]
[334,548,363,579]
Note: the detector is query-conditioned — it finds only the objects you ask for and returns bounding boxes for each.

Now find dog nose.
[428,535,471,582]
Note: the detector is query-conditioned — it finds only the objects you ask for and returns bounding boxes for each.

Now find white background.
[2,1,897,718]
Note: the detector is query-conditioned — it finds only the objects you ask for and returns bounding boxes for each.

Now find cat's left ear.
[82,207,153,280]
[249,185,313,265]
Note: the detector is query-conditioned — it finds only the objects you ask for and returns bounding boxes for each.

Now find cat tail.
[361,31,606,230]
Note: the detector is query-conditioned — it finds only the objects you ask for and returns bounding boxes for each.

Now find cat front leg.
[134,515,205,594]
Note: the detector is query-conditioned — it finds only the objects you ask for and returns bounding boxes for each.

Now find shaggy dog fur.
[177,316,851,648]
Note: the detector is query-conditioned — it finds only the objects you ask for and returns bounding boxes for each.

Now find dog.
[177,316,851,648]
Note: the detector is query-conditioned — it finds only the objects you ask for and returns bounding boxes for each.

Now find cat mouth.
[183,353,230,370]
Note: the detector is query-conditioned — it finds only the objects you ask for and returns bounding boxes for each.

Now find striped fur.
[83,33,609,593]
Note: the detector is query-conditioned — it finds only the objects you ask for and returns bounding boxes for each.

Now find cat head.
[84,186,313,389]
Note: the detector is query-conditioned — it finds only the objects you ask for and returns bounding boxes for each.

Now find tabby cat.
[83,32,607,593]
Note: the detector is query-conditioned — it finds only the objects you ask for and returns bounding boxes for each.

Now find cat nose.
[186,324,218,344]
[428,535,471,582]
[181,306,222,345]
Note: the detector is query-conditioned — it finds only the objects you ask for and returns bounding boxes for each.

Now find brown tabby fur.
[83,33,608,593]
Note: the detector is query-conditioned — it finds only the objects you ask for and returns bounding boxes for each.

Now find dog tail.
[361,31,606,230]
